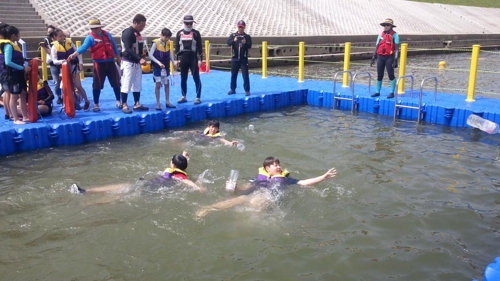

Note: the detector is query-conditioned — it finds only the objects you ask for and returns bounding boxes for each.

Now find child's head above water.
[171,154,188,170]
[206,120,220,135]
[263,156,282,176]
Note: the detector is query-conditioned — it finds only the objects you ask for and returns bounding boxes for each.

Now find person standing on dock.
[370,18,400,99]
[119,14,149,114]
[68,19,122,112]
[175,15,204,105]
[227,20,252,96]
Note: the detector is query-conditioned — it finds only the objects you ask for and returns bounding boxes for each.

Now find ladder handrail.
[394,75,415,122]
[420,76,438,102]
[333,70,353,94]
[333,70,354,112]
[352,71,372,96]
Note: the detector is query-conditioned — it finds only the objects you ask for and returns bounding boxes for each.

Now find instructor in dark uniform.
[227,20,252,96]
[175,15,204,105]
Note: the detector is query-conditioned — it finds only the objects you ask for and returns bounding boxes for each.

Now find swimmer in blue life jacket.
[196,156,336,218]
[69,150,206,194]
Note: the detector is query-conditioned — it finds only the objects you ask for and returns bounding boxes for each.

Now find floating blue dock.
[1,70,500,156]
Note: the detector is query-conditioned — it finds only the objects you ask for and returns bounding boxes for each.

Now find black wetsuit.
[227,32,252,92]
[174,28,203,99]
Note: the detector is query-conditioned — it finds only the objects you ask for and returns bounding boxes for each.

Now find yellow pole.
[298,41,305,82]
[397,43,408,94]
[76,41,84,80]
[466,44,480,102]
[262,41,267,79]
[40,46,48,81]
[169,40,174,74]
[205,40,210,72]
[342,42,351,87]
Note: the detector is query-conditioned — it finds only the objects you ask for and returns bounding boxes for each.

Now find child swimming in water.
[70,150,206,194]
[196,156,336,217]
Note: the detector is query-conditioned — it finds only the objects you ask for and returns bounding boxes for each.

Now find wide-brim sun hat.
[380,18,396,28]
[88,19,104,28]
[183,15,197,23]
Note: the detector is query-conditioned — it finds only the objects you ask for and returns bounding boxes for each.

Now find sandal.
[83,101,90,111]
[193,98,201,105]
[177,97,187,104]
[165,103,176,108]
[93,104,100,112]
[155,106,162,111]
[122,107,132,114]
[116,102,123,109]
[133,104,149,111]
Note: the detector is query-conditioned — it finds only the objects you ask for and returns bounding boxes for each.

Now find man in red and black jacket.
[175,15,204,105]
[227,20,252,96]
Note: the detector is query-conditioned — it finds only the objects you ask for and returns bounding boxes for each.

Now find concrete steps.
[0,0,47,38]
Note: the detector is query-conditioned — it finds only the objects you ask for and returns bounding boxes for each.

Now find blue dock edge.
[1,70,500,156]
[473,256,500,281]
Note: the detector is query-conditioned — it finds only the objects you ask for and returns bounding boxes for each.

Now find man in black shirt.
[120,14,148,113]
[227,20,252,96]
[175,15,204,105]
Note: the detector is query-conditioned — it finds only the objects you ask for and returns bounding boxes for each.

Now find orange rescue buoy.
[62,62,75,118]
[27,59,39,123]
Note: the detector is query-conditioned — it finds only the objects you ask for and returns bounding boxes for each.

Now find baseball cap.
[237,20,246,27]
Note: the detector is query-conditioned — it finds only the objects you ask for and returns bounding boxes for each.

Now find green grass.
[411,0,500,8]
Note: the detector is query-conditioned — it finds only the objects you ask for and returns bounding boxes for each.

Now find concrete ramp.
[31,0,500,36]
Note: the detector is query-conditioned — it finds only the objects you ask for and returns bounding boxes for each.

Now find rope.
[480,50,500,54]
[304,45,344,48]
[209,54,233,58]
[406,65,500,74]
[408,47,473,52]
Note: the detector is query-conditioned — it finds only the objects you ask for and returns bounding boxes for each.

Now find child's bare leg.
[155,82,161,108]
[164,82,171,105]
[19,91,28,121]
[9,94,23,124]
[86,183,133,193]
[196,195,249,217]
[3,91,11,118]
[248,192,273,211]
[73,76,89,102]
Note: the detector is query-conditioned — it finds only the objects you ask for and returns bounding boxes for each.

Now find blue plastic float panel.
[2,70,500,156]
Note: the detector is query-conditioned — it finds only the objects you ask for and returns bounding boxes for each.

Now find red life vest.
[89,30,115,60]
[376,30,396,56]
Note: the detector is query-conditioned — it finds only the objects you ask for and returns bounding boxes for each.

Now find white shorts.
[120,61,143,93]
[153,75,170,85]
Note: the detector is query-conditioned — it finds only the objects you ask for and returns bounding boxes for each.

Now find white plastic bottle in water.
[225,170,239,192]
[466,114,499,134]
[237,143,245,151]
[248,124,254,131]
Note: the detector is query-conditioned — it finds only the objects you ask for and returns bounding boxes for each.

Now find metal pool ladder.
[333,70,354,112]
[394,76,438,123]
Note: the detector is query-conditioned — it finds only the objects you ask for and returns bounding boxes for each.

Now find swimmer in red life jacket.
[69,150,206,194]
[196,156,336,218]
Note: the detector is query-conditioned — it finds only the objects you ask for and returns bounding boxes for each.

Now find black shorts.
[40,103,53,117]
[1,80,8,93]
[7,71,27,94]
[92,61,121,90]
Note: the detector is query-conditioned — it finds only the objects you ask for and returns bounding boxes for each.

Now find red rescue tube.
[61,62,75,118]
[27,59,39,123]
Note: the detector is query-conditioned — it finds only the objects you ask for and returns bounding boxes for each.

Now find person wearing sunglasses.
[370,18,400,99]
[174,15,204,105]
